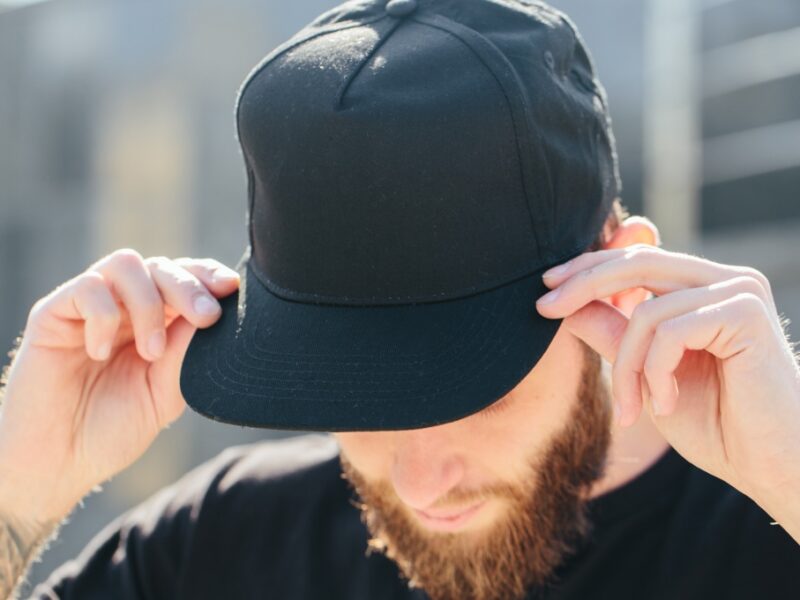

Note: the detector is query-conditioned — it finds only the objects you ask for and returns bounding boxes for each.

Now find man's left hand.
[535,244,800,536]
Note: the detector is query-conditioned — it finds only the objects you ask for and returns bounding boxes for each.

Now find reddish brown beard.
[339,342,612,600]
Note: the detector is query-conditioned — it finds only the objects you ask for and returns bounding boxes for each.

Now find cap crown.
[235,0,620,305]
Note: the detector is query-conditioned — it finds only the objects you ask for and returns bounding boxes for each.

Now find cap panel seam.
[233,14,389,255]
[234,13,389,149]
[235,6,601,307]
[410,11,554,260]
[334,18,404,110]
[248,248,541,306]
[246,242,593,307]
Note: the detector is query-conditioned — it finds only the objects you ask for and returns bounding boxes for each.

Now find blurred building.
[0,0,798,591]
[555,0,800,349]
[0,0,335,589]
[700,0,800,231]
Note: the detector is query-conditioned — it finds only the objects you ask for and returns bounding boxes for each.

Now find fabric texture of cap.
[179,0,622,431]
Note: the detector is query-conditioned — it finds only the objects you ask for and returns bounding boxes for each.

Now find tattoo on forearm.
[0,514,59,600]
[0,334,59,599]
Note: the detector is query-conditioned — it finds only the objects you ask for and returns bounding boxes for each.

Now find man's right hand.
[0,249,240,523]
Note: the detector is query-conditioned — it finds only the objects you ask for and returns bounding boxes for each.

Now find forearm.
[0,512,60,600]
[0,463,72,600]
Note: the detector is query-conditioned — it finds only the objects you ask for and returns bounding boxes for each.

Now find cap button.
[385,0,417,17]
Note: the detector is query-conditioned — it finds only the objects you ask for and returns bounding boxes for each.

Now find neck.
[589,407,670,499]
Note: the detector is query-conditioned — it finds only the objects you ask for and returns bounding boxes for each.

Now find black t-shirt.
[30,434,799,599]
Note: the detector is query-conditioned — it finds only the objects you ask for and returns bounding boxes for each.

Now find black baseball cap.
[179,0,621,431]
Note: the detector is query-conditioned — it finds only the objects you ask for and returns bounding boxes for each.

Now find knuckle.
[27,297,48,325]
[172,256,193,267]
[177,277,207,299]
[94,306,122,326]
[577,266,595,283]
[74,271,105,294]
[738,267,772,296]
[139,295,165,314]
[728,275,767,300]
[732,292,767,318]
[206,258,232,271]
[642,358,659,382]
[110,247,145,269]
[123,288,165,323]
[654,317,678,341]
[173,256,211,270]
[630,298,656,326]
[194,257,217,269]
[144,255,172,269]
[624,243,655,260]
[165,261,205,289]
[575,267,598,296]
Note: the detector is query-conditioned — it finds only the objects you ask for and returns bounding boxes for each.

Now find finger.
[89,249,167,362]
[538,245,778,319]
[173,257,241,294]
[541,244,704,291]
[72,272,122,361]
[643,292,770,418]
[30,271,122,360]
[145,315,194,429]
[144,257,225,328]
[613,275,771,427]
[559,299,630,365]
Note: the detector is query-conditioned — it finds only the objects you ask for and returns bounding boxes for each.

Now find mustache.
[423,481,524,509]
[349,473,526,512]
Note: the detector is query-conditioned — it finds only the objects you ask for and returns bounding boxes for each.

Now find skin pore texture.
[335,217,671,600]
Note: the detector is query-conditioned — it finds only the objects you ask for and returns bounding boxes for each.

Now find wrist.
[0,460,82,524]
[0,507,59,554]
[0,500,63,600]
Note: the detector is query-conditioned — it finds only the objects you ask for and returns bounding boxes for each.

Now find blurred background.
[1,0,798,591]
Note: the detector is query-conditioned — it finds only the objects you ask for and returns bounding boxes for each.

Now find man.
[1,0,799,598]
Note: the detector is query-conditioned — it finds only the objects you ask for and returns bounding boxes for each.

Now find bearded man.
[2,1,800,599]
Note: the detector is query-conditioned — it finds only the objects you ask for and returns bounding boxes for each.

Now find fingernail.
[651,395,663,416]
[148,331,165,359]
[194,294,220,315]
[543,261,570,279]
[97,341,111,361]
[537,288,561,305]
[213,267,240,283]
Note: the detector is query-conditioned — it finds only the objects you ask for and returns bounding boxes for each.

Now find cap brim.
[179,249,564,432]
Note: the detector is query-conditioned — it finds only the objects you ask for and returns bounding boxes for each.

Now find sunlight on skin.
[335,217,671,537]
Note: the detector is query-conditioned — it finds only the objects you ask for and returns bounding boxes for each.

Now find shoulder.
[661,457,800,598]
[29,434,365,599]
[68,433,347,552]
[192,432,343,495]
[198,432,345,504]
[155,433,348,531]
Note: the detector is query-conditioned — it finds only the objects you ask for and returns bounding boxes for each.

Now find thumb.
[149,315,197,428]
[560,299,629,364]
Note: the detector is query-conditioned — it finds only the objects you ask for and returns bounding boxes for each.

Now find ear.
[601,215,660,318]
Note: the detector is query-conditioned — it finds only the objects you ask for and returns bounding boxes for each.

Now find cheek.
[461,402,552,481]
[477,332,587,474]
[463,384,578,481]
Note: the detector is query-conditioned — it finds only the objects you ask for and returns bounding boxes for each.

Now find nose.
[390,426,466,510]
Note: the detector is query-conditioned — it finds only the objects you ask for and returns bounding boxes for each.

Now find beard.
[339,341,613,600]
